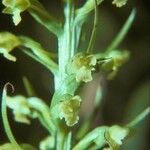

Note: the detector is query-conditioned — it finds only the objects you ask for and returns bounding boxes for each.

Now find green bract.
[0,32,20,61]
[58,94,81,126]
[2,0,30,25]
[112,0,128,7]
[66,53,97,82]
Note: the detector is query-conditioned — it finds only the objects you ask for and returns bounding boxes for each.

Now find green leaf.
[2,0,30,25]
[0,32,20,61]
[112,0,128,7]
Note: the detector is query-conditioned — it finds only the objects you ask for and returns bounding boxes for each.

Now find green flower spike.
[58,95,82,126]
[2,0,30,25]
[0,32,20,61]
[67,53,97,82]
[112,0,127,7]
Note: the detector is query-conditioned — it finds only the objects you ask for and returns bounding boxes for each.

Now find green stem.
[126,107,150,128]
[57,0,74,89]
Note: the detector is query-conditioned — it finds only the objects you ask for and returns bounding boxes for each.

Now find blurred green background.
[0,0,150,149]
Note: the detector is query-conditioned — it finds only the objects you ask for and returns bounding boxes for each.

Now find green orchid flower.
[0,32,20,61]
[66,53,97,82]
[2,0,30,25]
[58,94,82,126]
[112,0,128,7]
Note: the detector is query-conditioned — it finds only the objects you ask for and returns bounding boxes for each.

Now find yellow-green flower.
[58,95,81,126]
[0,32,20,61]
[101,50,129,79]
[2,0,30,25]
[7,95,31,124]
[105,125,129,149]
[112,0,127,7]
[66,53,97,82]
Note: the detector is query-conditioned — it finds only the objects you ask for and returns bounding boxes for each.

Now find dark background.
[0,0,150,149]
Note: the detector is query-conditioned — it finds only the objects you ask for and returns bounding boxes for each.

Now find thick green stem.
[54,1,74,149]
[57,0,74,89]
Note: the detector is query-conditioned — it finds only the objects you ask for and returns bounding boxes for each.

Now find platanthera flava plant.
[0,0,149,150]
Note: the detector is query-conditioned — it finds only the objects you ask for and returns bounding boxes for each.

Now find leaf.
[2,0,30,25]
[112,0,128,7]
[0,32,20,61]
